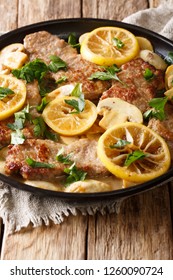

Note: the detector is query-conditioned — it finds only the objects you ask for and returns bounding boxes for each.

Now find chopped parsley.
[112,37,124,49]
[8,105,31,144]
[143,68,154,81]
[0,87,14,99]
[110,139,131,149]
[164,51,173,65]
[89,64,123,84]
[64,162,87,186]
[26,157,55,168]
[36,97,49,112]
[65,83,85,113]
[12,58,48,83]
[11,129,25,145]
[68,33,80,49]
[56,148,73,165]
[143,96,168,121]
[32,116,58,141]
[12,56,67,85]
[124,150,147,167]
[56,148,87,186]
[56,76,67,84]
[48,55,67,72]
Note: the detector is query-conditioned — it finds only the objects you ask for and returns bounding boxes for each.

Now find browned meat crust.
[24,31,110,100]
[5,139,109,180]
[148,103,173,141]
[101,58,165,112]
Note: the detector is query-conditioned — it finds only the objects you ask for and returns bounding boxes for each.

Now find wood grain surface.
[0,0,173,260]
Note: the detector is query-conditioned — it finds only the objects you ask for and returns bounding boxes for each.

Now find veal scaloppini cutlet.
[5,139,110,181]
[23,30,111,101]
[101,58,165,113]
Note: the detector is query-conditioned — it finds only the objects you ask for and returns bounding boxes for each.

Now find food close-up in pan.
[0,25,173,193]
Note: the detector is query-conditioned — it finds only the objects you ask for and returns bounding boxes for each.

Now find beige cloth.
[1,3,173,233]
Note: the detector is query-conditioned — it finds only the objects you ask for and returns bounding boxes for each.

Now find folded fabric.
[122,3,173,40]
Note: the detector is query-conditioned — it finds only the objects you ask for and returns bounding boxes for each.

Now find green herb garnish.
[65,83,85,113]
[112,37,124,49]
[143,96,168,121]
[26,157,55,168]
[56,148,73,165]
[12,56,67,85]
[48,55,67,72]
[144,68,154,81]
[12,58,48,83]
[110,139,131,149]
[164,52,173,65]
[8,105,31,130]
[68,33,80,49]
[32,116,58,141]
[64,162,87,186]
[11,129,25,144]
[124,150,147,167]
[89,64,123,84]
[56,76,67,84]
[0,87,14,99]
[37,97,49,112]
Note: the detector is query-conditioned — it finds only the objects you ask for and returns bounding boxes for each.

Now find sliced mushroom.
[136,36,154,51]
[139,50,167,70]
[0,43,25,54]
[97,97,143,129]
[65,179,113,193]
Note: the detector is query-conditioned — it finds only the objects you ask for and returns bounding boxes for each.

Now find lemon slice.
[0,74,26,120]
[42,96,97,136]
[165,64,173,90]
[80,26,140,66]
[97,122,171,183]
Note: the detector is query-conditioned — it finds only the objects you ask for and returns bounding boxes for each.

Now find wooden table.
[0,0,173,260]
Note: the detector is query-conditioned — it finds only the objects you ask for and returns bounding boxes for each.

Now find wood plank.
[1,215,88,260]
[18,0,81,28]
[0,0,18,32]
[87,186,173,259]
[82,0,148,21]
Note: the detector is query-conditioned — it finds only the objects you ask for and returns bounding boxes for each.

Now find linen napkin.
[1,3,173,234]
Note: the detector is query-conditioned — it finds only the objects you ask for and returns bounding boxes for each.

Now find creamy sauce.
[0,146,136,193]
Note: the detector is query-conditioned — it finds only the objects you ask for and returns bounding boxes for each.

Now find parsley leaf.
[110,139,131,149]
[164,52,173,65]
[56,148,73,165]
[64,162,87,186]
[32,116,58,141]
[56,76,67,84]
[65,83,85,113]
[144,68,154,81]
[112,37,124,49]
[124,150,147,166]
[68,33,80,49]
[37,97,49,112]
[48,55,67,72]
[11,129,25,144]
[12,58,48,83]
[89,64,122,83]
[26,157,55,168]
[143,96,168,121]
[0,87,14,99]
[8,105,31,131]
